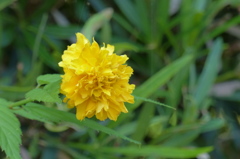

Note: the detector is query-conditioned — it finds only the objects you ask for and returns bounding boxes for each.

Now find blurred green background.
[1,0,240,158]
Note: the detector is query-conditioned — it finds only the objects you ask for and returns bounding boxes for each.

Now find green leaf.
[198,16,240,48]
[135,0,150,38]
[0,106,22,159]
[201,118,225,132]
[155,119,225,147]
[26,75,62,103]
[194,38,223,107]
[69,143,213,158]
[38,46,59,71]
[32,14,48,64]
[154,118,225,144]
[37,74,61,85]
[82,8,113,40]
[162,130,201,147]
[114,0,142,31]
[44,25,81,39]
[0,98,12,106]
[169,111,177,126]
[130,54,194,111]
[101,146,212,158]
[112,13,139,39]
[132,102,155,142]
[194,0,208,12]
[25,87,61,103]
[0,0,15,11]
[166,68,189,108]
[100,22,112,43]
[113,42,142,54]
[14,103,140,145]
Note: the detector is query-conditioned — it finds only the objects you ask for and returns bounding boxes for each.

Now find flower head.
[59,33,135,121]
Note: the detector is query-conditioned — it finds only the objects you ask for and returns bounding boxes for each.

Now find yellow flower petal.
[59,33,135,121]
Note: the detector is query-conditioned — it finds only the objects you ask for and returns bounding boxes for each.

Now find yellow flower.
[59,33,135,121]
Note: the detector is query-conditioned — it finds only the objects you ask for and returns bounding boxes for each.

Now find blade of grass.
[130,54,194,111]
[135,0,150,40]
[166,67,189,108]
[194,38,223,107]
[152,118,225,144]
[134,96,175,110]
[32,14,48,65]
[81,8,113,40]
[112,13,140,40]
[198,16,240,48]
[114,0,142,31]
[69,143,213,158]
[131,101,155,142]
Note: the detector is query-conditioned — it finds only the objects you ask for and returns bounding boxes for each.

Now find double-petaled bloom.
[59,33,135,121]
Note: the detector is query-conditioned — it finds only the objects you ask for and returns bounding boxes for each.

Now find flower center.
[79,72,117,98]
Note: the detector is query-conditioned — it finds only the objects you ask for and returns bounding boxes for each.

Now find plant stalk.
[9,98,33,109]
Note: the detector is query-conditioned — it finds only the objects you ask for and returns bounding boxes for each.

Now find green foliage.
[0,99,22,159]
[82,8,113,40]
[68,142,213,158]
[14,102,140,145]
[37,74,62,85]
[193,38,223,108]
[96,146,213,158]
[26,74,62,103]
[132,101,155,141]
[26,87,61,103]
[131,54,194,111]
[1,0,240,158]
[0,0,14,11]
[134,95,175,110]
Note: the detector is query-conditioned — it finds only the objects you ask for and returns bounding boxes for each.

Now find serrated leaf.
[25,87,61,103]
[14,103,140,145]
[25,78,61,103]
[44,80,61,100]
[37,74,61,85]
[0,106,22,159]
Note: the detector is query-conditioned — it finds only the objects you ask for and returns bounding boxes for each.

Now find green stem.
[9,98,33,109]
